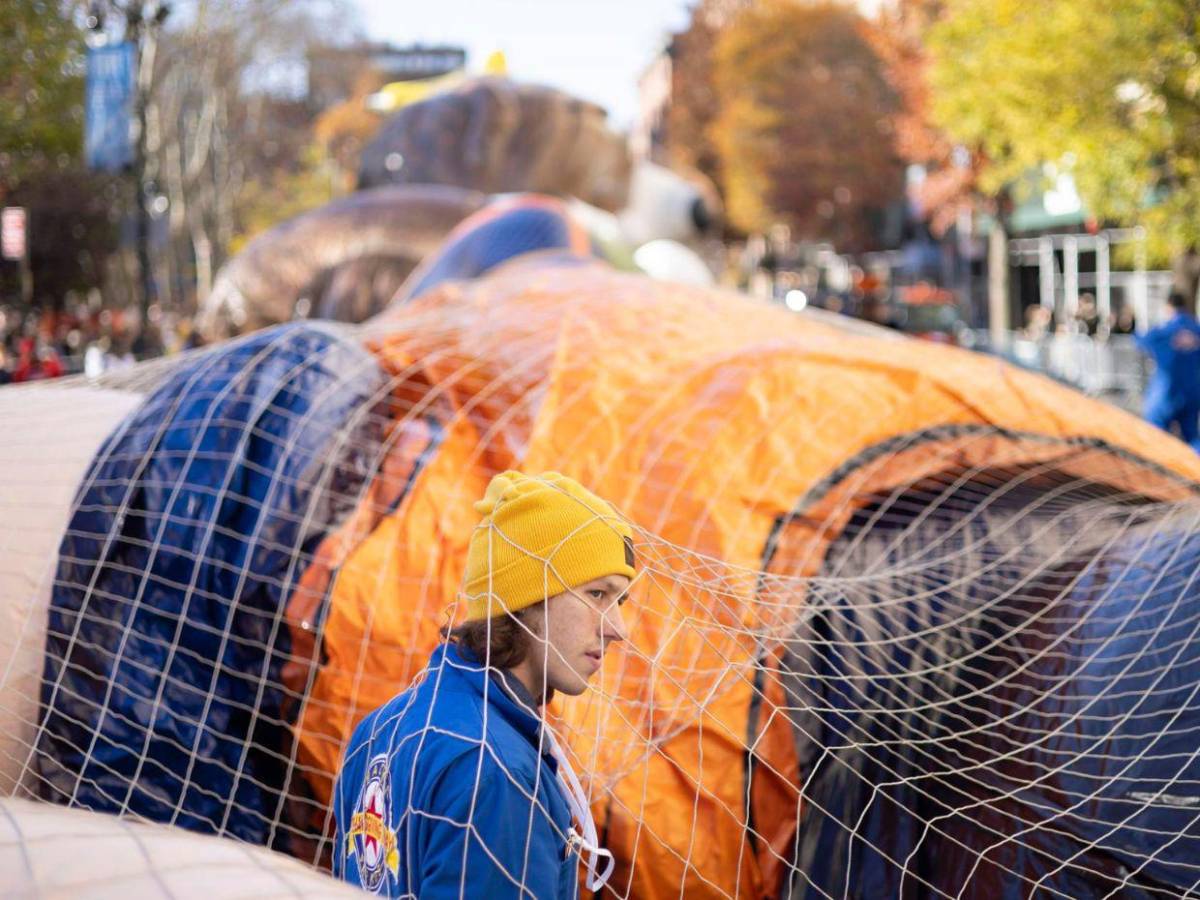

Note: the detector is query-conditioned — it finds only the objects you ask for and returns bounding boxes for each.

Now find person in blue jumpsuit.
[334,471,636,899]
[1137,291,1200,448]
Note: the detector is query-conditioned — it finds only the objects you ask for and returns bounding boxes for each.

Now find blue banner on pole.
[86,42,136,173]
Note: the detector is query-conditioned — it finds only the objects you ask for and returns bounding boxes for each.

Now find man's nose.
[601,602,629,645]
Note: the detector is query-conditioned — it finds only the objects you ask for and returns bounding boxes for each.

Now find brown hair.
[441,603,545,670]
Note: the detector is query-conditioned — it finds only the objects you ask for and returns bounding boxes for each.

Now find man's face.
[522,574,631,697]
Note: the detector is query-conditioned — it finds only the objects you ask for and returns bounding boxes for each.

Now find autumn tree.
[236,52,392,255]
[312,69,387,193]
[867,0,984,236]
[129,0,354,308]
[0,0,85,188]
[664,0,745,192]
[869,0,946,168]
[930,0,1200,286]
[710,0,905,250]
[1,168,125,305]
[0,0,372,314]
[0,0,123,308]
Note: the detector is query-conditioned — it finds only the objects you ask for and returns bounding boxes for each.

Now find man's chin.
[551,676,590,697]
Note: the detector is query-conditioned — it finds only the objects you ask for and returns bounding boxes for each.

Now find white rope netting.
[1,277,1198,899]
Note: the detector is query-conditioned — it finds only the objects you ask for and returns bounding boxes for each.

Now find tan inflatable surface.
[0,797,359,899]
[0,384,144,796]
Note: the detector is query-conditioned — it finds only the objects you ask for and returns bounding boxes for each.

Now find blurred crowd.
[1020,293,1138,342]
[730,232,1146,353]
[0,298,206,386]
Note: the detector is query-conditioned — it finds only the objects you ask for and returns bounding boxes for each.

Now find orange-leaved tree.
[710,0,905,250]
[665,0,748,193]
[870,0,984,236]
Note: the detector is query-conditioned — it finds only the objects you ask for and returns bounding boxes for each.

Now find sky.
[352,0,695,130]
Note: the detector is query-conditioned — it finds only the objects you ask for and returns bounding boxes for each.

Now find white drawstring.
[543,725,615,891]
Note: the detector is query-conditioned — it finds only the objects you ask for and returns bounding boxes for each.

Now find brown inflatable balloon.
[198,184,484,340]
[358,77,632,213]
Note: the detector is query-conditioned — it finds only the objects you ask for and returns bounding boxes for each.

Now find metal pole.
[1039,236,1055,311]
[18,237,33,309]
[1065,234,1084,321]
[1096,234,1111,320]
[1133,227,1149,331]
[1063,235,1079,318]
[131,4,157,322]
[988,218,1009,344]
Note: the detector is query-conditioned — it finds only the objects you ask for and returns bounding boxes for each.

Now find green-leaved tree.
[0,0,85,190]
[930,0,1200,283]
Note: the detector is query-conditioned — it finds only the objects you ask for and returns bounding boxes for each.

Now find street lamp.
[87,1,171,321]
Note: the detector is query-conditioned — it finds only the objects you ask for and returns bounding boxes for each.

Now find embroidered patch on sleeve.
[346,753,400,891]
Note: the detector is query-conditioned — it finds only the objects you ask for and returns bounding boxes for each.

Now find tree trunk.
[1171,246,1200,311]
[988,216,1009,346]
[191,222,212,304]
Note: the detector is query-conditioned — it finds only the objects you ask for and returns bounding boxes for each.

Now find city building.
[631,48,671,162]
[306,42,466,111]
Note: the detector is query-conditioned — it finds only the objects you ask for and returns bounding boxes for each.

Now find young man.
[334,471,635,899]
[1137,290,1200,448]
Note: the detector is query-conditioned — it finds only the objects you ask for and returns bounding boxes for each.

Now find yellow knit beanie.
[462,471,636,621]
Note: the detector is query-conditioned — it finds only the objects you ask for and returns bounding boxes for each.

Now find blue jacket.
[334,643,579,899]
[1137,312,1200,411]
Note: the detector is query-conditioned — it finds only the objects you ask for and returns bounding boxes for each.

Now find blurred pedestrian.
[1137,291,1200,447]
[11,337,36,382]
[11,336,65,382]
[1109,305,1137,335]
[37,344,64,379]
[1022,305,1053,341]
[1074,293,1101,336]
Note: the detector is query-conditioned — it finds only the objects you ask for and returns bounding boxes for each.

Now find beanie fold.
[461,471,635,620]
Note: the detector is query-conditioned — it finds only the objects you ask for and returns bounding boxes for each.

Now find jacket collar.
[432,642,558,772]
[432,644,615,890]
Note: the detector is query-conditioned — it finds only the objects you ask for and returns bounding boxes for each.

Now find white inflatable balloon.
[0,796,358,899]
[0,384,144,795]
[632,239,716,287]
[617,161,715,246]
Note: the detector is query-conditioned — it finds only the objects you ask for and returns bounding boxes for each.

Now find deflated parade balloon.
[6,194,1200,899]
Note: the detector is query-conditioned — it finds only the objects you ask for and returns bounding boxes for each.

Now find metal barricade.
[969,330,1148,413]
